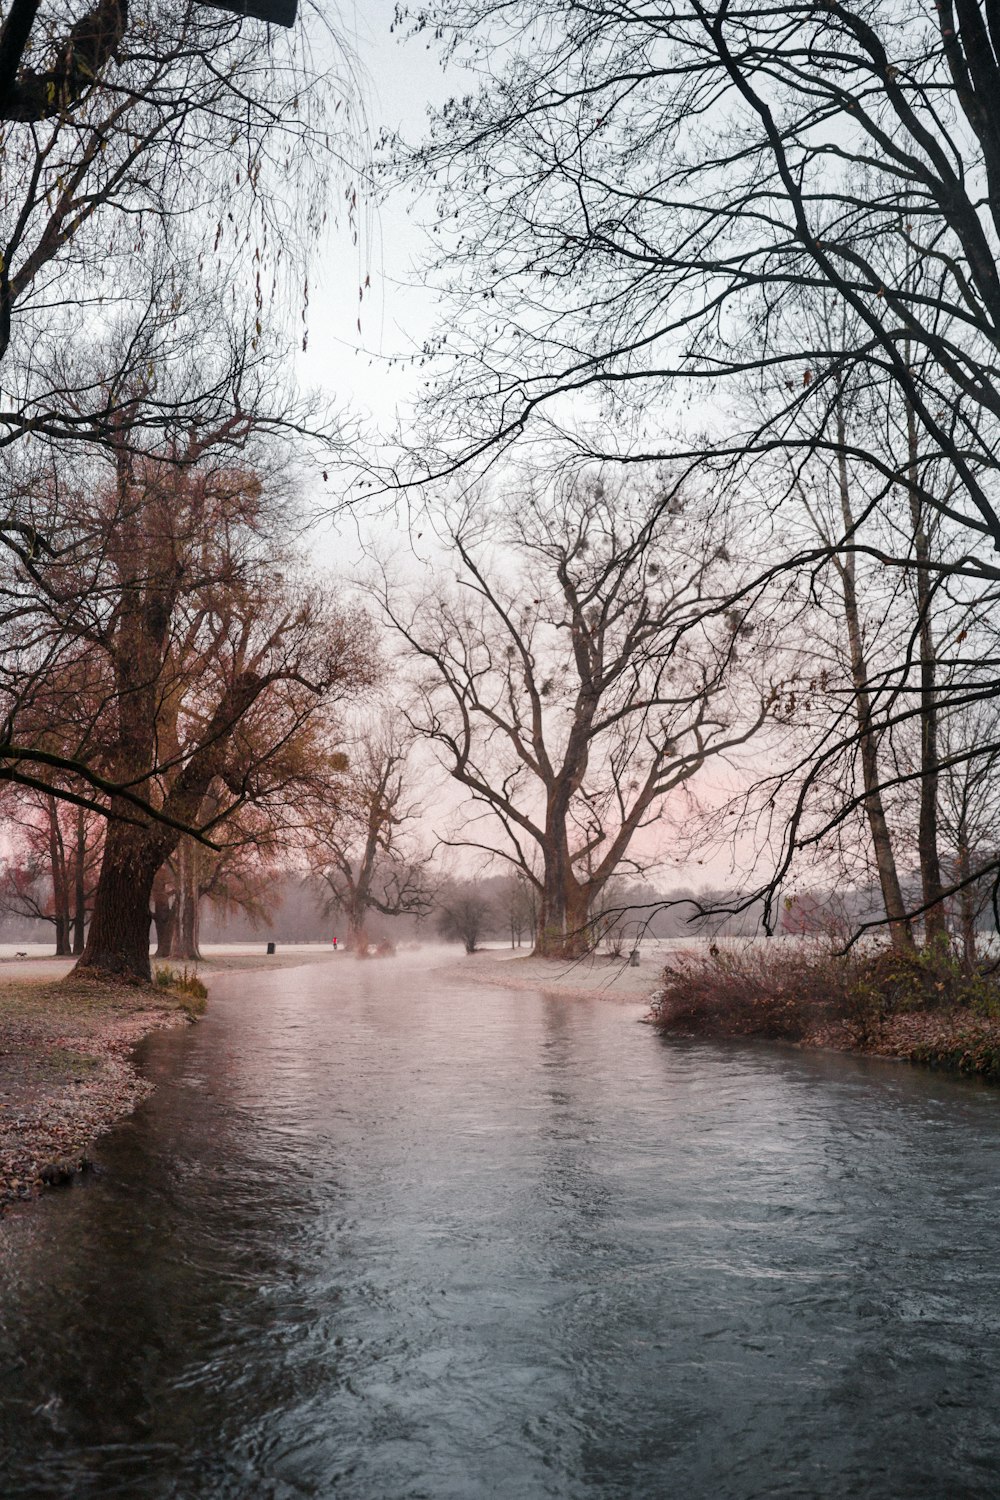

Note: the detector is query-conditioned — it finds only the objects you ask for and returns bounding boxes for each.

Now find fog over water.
[1,949,998,1498]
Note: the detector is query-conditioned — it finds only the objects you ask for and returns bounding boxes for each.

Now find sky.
[296,0,453,465]
[285,4,766,893]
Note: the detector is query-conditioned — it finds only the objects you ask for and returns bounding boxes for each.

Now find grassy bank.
[649,941,1000,1083]
[0,972,201,1213]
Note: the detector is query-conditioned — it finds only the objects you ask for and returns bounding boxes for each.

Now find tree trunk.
[348,920,369,954]
[915,590,945,941]
[535,849,594,958]
[153,894,174,959]
[173,889,202,961]
[76,817,158,981]
[956,833,977,976]
[835,431,913,951]
[72,806,86,955]
[167,841,202,961]
[906,381,947,943]
[54,913,71,957]
[46,800,72,957]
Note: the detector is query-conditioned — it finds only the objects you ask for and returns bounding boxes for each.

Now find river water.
[1,949,999,1498]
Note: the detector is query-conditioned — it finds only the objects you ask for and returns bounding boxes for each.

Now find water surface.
[1,949,998,1498]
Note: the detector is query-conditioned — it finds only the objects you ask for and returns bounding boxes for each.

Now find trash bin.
[266,941,276,955]
[629,948,640,967]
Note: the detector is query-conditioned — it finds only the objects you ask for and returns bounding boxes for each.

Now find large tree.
[374,471,779,957]
[3,424,375,979]
[390,0,1000,940]
[0,0,357,831]
[0,283,327,807]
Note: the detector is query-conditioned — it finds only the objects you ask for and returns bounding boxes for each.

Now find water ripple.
[1,949,999,1497]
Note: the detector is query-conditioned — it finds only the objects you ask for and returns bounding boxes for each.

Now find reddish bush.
[650,939,1000,1048]
[651,943,852,1041]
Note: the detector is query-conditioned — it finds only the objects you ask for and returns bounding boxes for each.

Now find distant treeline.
[0,866,985,953]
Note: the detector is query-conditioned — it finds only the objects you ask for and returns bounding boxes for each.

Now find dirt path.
[435,947,663,1004]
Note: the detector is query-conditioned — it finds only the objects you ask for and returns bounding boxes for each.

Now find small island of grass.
[649,941,1000,1084]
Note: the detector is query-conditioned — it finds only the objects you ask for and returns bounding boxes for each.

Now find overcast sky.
[297,0,453,447]
[289,6,761,893]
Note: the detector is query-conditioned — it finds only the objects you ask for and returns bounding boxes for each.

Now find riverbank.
[0,947,345,1214]
[441,947,661,1002]
[410,945,1000,1084]
[649,943,1000,1084]
[0,972,201,1213]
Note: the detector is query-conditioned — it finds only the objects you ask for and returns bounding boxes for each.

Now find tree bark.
[835,430,913,951]
[166,840,203,961]
[153,893,174,959]
[535,845,595,958]
[348,917,369,954]
[75,660,266,980]
[72,806,87,955]
[77,815,159,981]
[54,913,71,957]
[47,797,72,956]
[173,889,202,961]
[0,0,127,124]
[906,381,947,943]
[956,834,977,976]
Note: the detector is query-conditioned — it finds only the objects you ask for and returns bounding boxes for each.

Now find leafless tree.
[399,4,1000,560]
[389,2,1000,943]
[436,881,493,954]
[497,869,536,948]
[373,469,781,957]
[153,816,281,963]
[308,716,434,953]
[938,698,1000,971]
[0,787,101,952]
[0,0,355,368]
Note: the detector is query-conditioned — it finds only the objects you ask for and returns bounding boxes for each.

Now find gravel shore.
[0,973,197,1213]
[0,947,340,1215]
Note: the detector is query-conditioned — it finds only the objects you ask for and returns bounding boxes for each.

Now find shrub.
[650,938,1000,1046]
[651,942,850,1041]
[909,1035,1000,1082]
[153,964,208,1011]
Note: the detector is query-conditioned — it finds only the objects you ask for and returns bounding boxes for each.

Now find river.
[1,948,999,1498]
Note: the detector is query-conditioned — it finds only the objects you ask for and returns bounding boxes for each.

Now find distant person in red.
[332,937,338,951]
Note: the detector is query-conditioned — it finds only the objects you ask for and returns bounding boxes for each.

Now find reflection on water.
[1,949,999,1498]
